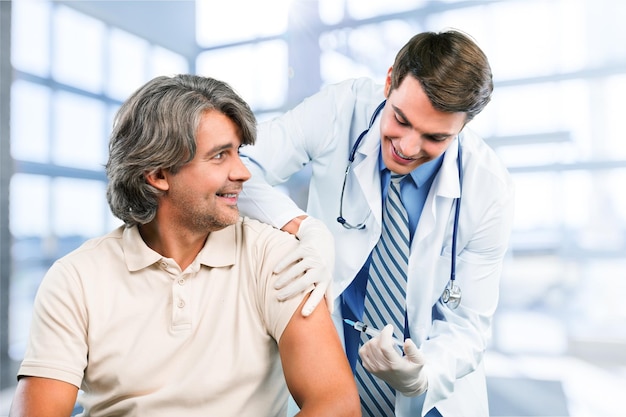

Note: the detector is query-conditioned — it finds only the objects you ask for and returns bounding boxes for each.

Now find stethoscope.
[336,100,462,309]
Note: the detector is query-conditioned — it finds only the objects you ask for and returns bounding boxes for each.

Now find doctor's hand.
[273,216,335,317]
[359,324,428,397]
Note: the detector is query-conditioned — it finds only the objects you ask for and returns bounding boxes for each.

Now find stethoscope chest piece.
[442,280,462,309]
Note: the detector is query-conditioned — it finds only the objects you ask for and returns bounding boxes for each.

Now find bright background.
[1,0,625,415]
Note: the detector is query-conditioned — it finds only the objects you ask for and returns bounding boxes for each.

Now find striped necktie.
[356,173,409,417]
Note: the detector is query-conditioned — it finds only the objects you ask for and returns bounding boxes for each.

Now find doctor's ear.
[144,169,170,191]
[384,66,394,98]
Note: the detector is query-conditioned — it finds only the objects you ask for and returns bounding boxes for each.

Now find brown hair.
[389,30,493,121]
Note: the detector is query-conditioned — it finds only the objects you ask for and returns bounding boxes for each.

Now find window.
[7,0,189,366]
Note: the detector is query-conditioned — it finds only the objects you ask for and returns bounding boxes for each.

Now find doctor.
[238,30,514,417]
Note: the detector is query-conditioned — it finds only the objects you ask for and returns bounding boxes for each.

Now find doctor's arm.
[239,88,343,316]
[239,158,334,316]
[238,83,341,228]
[239,167,335,316]
[279,295,361,417]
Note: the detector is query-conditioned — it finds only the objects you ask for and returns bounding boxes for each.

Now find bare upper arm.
[279,295,361,417]
[10,376,78,417]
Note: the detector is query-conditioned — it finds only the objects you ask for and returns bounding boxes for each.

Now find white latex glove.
[359,324,428,397]
[273,216,335,317]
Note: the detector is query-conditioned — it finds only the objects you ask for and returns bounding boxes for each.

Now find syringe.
[344,318,404,348]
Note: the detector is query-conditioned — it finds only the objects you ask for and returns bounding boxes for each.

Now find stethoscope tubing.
[338,99,463,308]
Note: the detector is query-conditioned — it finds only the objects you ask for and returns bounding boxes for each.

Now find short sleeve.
[242,218,315,342]
[18,260,88,388]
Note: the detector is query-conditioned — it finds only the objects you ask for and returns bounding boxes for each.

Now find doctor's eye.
[394,115,409,127]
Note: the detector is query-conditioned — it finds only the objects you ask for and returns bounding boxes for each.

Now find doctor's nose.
[396,134,423,156]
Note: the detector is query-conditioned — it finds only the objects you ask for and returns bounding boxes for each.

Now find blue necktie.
[356,173,409,417]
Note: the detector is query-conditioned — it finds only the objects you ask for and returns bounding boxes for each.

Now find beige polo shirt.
[19,217,308,416]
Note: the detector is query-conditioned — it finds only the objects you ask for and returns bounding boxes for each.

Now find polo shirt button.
[178,279,185,286]
[177,299,185,308]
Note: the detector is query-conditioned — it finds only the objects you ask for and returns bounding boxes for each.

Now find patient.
[9,74,360,417]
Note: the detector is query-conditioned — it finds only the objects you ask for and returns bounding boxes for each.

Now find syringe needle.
[343,319,404,347]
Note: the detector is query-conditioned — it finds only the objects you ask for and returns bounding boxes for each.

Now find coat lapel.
[352,116,383,230]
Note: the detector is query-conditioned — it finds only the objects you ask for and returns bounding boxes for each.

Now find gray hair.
[106,74,256,226]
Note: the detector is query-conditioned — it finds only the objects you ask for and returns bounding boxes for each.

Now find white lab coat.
[239,78,515,417]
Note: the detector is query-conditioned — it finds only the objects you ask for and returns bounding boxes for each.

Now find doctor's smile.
[383,138,430,172]
[391,143,417,161]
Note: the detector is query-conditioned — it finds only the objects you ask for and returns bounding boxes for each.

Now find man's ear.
[144,169,169,192]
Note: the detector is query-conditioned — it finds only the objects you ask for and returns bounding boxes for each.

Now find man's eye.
[213,152,224,160]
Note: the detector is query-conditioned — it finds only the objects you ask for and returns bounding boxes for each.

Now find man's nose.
[232,155,251,182]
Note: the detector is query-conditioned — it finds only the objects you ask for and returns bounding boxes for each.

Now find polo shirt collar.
[123,224,237,272]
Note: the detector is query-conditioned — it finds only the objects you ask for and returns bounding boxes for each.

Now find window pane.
[11,0,51,76]
[9,174,51,361]
[607,169,626,223]
[487,0,586,80]
[11,81,51,162]
[320,22,415,85]
[512,173,561,230]
[52,91,107,169]
[10,174,51,238]
[150,46,189,78]
[196,41,288,109]
[319,0,344,25]
[346,0,424,20]
[196,0,289,46]
[489,81,590,160]
[52,5,105,92]
[107,28,149,101]
[51,178,107,238]
[604,75,626,159]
